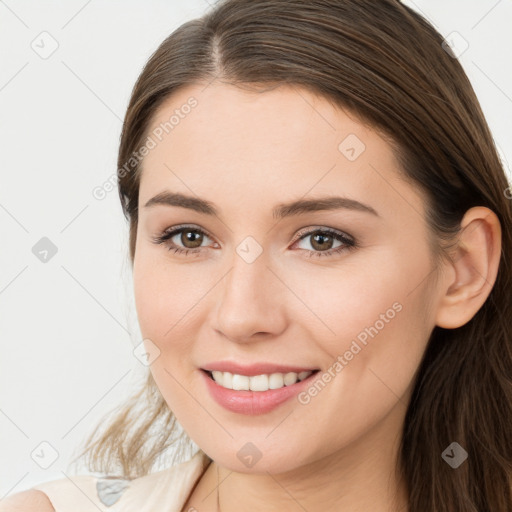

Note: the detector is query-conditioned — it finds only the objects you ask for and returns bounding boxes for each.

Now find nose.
[212,246,287,344]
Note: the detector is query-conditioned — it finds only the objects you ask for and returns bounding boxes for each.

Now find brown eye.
[152,225,356,259]
[293,227,356,258]
[151,225,215,255]
[179,229,204,249]
[309,232,335,251]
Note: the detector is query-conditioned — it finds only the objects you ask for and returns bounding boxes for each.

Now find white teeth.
[212,370,225,386]
[232,374,250,390]
[209,370,314,391]
[223,371,233,389]
[283,372,297,386]
[269,373,284,389]
[249,374,268,391]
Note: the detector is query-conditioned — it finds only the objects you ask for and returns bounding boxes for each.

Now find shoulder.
[0,489,55,511]
[112,451,212,511]
[125,450,211,494]
[11,451,211,512]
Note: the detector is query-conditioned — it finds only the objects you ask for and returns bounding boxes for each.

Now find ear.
[435,206,502,329]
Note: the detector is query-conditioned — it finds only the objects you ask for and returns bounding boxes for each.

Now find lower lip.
[200,370,318,415]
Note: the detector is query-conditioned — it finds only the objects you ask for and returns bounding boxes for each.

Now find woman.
[7,0,512,510]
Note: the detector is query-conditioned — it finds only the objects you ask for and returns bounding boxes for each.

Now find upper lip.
[201,361,319,376]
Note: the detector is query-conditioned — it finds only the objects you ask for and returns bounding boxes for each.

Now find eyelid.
[159,223,214,241]
[155,224,353,246]
[293,225,354,243]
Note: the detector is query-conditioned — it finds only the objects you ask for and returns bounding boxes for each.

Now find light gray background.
[1,0,511,498]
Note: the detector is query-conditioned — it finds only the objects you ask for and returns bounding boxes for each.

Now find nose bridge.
[213,236,286,341]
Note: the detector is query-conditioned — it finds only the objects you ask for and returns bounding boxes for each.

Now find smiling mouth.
[202,368,320,392]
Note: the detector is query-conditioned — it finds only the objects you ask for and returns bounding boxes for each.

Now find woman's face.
[133,82,443,474]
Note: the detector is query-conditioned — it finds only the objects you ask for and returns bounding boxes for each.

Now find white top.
[30,451,211,512]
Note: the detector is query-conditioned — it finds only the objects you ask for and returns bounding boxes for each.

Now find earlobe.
[435,206,502,329]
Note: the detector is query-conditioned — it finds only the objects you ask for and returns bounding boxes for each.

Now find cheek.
[294,246,432,396]
[133,256,202,413]
[132,250,202,341]
[291,282,430,456]
[281,250,416,345]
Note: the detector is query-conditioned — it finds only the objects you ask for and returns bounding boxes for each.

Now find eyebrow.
[143,191,379,219]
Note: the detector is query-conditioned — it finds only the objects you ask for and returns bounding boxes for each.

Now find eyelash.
[151,224,357,259]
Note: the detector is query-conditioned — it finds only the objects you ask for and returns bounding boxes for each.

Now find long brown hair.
[72,1,512,509]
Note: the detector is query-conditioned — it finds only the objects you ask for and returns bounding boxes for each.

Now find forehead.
[143,81,378,164]
[138,82,426,223]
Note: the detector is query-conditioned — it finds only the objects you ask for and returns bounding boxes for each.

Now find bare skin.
[132,81,501,512]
